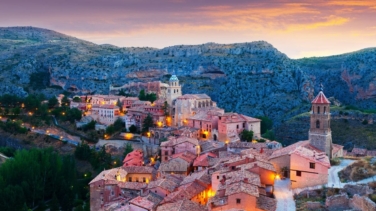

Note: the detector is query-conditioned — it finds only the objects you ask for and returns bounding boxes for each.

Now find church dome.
[169,75,179,81]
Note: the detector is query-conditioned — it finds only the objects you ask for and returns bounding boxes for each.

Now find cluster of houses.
[87,76,344,210]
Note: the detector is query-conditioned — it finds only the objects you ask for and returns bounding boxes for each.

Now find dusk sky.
[1,0,376,58]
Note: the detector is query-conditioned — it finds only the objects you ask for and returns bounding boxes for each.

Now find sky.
[1,0,376,58]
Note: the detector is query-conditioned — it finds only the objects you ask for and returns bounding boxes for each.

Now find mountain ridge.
[1,26,376,131]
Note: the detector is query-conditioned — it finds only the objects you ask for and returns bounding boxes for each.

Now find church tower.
[309,86,332,159]
[166,75,182,105]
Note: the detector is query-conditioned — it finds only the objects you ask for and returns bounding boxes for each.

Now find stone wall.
[325,193,349,208]
[306,201,321,210]
[341,184,373,197]
[350,194,376,211]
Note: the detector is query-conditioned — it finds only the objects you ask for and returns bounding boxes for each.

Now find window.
[165,157,168,161]
[217,176,219,179]
[143,177,146,182]
[316,120,320,129]
[165,151,168,155]
[296,171,302,177]
[231,166,235,170]
[136,178,139,182]
[237,125,239,129]
[324,106,326,114]
[219,117,221,120]
[236,199,241,204]
[310,163,315,169]
[317,106,320,114]
[243,123,245,128]
[128,177,132,182]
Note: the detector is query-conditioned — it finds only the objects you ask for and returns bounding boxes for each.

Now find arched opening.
[317,106,320,114]
[213,134,217,141]
[316,120,320,128]
[324,106,326,114]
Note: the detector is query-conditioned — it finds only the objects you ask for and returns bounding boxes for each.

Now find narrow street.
[274,179,296,211]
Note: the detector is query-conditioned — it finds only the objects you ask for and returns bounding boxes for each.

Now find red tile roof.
[311,91,330,104]
[170,151,197,164]
[123,150,144,167]
[193,152,217,167]
[161,181,207,204]
[156,199,207,211]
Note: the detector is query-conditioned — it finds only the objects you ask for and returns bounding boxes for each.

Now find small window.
[237,125,239,129]
[219,117,221,120]
[317,106,320,114]
[310,163,315,169]
[236,199,241,204]
[165,157,168,161]
[143,177,146,182]
[296,171,302,177]
[231,166,235,170]
[217,175,219,179]
[165,151,168,155]
[243,123,245,128]
[128,177,132,182]
[136,178,139,182]
[155,190,157,193]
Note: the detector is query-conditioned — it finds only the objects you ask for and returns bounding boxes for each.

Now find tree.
[142,114,154,134]
[116,99,123,113]
[83,120,96,131]
[139,89,146,101]
[113,118,124,131]
[123,143,133,158]
[106,125,115,135]
[87,131,99,143]
[61,96,70,107]
[48,97,58,108]
[262,130,275,140]
[256,116,273,134]
[66,108,82,123]
[11,107,21,115]
[240,129,254,142]
[49,193,59,211]
[129,125,137,133]
[162,101,169,116]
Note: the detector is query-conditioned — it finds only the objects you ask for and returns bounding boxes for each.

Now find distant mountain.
[1,26,376,128]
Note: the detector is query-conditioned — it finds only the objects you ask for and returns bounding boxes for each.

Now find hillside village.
[60,75,375,211]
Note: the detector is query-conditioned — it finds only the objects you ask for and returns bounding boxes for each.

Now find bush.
[369,194,376,203]
[330,158,341,166]
[362,119,368,125]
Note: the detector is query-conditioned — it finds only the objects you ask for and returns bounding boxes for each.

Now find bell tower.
[309,85,332,158]
[166,75,181,105]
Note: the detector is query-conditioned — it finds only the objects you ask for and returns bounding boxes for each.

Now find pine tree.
[142,114,154,134]
[123,143,133,158]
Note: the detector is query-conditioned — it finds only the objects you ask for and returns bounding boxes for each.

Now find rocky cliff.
[1,26,376,127]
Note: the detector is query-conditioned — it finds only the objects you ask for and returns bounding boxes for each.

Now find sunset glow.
[1,0,375,58]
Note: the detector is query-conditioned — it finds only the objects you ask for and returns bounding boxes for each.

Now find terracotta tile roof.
[352,147,367,155]
[162,181,207,203]
[256,195,277,211]
[238,160,276,172]
[269,141,330,167]
[193,152,217,167]
[161,136,199,147]
[170,151,197,164]
[156,199,207,211]
[269,141,310,160]
[220,113,261,123]
[228,142,268,150]
[159,158,189,172]
[163,174,185,185]
[180,170,211,186]
[129,192,163,210]
[123,150,144,167]
[147,179,180,192]
[311,91,330,104]
[123,166,157,175]
[89,168,128,184]
[199,140,226,154]
[118,182,147,190]
[177,94,210,100]
[223,181,259,197]
[240,148,275,160]
[220,169,261,187]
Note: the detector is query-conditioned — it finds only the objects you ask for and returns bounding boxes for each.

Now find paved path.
[327,159,355,188]
[274,179,296,211]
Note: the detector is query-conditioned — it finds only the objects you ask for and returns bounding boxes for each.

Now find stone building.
[309,90,333,159]
[217,113,261,142]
